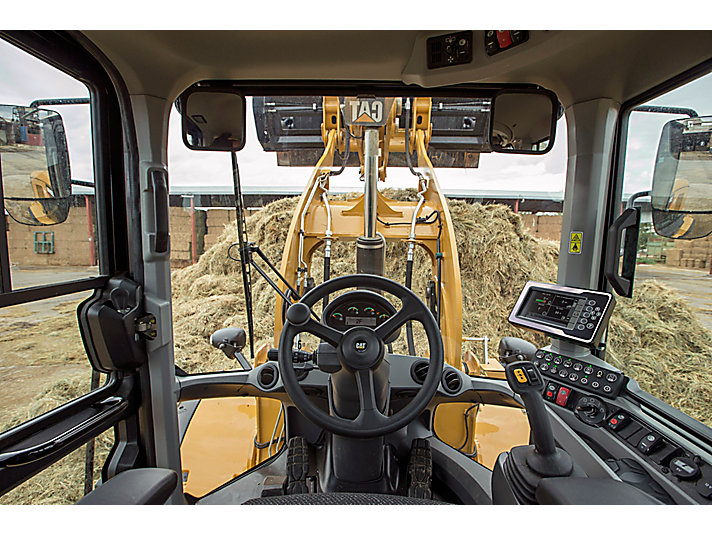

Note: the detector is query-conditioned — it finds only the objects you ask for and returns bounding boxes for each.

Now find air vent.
[258,364,279,389]
[410,361,429,385]
[441,369,462,394]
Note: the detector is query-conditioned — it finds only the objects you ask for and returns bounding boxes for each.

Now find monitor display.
[519,289,586,330]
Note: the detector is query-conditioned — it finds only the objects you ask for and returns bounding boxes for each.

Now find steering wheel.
[278,274,444,438]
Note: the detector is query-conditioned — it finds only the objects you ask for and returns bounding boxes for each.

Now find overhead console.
[509,281,615,348]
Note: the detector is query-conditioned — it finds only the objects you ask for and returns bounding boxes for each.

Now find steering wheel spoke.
[301,318,343,347]
[354,369,388,425]
[375,306,419,342]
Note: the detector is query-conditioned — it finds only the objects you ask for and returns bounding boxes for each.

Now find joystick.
[504,361,574,477]
[492,361,581,504]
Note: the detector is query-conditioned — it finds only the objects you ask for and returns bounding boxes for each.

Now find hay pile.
[170,190,561,372]
[607,281,712,425]
[0,376,113,505]
[3,189,712,505]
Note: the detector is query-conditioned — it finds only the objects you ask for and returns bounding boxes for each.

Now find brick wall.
[520,213,563,242]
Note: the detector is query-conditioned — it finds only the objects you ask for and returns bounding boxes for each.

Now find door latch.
[136,314,157,340]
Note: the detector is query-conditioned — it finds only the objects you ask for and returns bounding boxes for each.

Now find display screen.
[345,316,377,327]
[520,289,585,329]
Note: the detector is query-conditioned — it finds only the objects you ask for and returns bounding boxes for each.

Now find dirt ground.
[0,267,96,427]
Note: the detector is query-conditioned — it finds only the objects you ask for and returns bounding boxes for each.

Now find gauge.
[364,307,376,316]
[347,306,359,315]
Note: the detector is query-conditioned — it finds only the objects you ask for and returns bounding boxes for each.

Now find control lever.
[505,361,573,476]
[210,327,252,370]
[499,337,537,365]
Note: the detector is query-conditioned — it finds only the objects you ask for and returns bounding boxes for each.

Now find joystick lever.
[505,361,573,477]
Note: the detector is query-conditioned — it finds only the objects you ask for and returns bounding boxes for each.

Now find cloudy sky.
[1,36,710,201]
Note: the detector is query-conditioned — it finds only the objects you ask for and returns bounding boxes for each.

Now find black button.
[637,432,663,455]
[540,363,550,372]
[606,373,618,383]
[591,381,600,389]
[584,366,594,375]
[545,354,553,362]
[553,357,562,365]
[559,369,569,378]
[580,377,588,385]
[536,351,544,359]
[573,363,583,372]
[563,360,572,368]
[603,385,612,394]
[568,373,579,382]
[596,370,605,378]
[697,478,712,499]
[669,457,700,480]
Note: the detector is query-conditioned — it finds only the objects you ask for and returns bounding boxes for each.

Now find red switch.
[497,31,513,48]
[555,386,571,407]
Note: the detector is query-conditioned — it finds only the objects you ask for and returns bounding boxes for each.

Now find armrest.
[536,477,662,505]
[77,468,178,505]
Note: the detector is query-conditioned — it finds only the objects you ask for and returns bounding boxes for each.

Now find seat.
[243,492,448,505]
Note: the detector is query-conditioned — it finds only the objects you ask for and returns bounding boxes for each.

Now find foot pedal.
[407,438,432,499]
[286,436,309,494]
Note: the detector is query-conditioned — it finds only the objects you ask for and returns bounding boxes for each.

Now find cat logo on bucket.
[342,97,394,127]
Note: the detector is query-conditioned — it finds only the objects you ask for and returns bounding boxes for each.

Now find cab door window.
[608,70,712,426]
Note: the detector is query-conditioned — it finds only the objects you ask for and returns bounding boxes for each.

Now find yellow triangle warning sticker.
[569,232,583,254]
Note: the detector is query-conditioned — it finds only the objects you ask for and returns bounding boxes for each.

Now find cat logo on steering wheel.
[355,340,368,353]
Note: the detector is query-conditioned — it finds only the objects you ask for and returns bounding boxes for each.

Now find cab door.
[0,31,168,503]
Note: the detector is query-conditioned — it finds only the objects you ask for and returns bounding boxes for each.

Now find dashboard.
[322,290,396,332]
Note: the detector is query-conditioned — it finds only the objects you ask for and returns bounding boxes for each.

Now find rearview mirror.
[178,88,246,151]
[651,116,712,239]
[0,104,71,225]
[489,89,559,154]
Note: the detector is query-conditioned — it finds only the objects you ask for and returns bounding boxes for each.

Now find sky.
[0,36,710,201]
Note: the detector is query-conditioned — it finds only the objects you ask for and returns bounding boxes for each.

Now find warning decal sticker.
[569,232,582,254]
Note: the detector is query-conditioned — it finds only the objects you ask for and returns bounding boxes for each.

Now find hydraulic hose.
[405,256,416,356]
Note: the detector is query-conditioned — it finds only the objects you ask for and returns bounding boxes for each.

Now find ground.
[636,264,712,332]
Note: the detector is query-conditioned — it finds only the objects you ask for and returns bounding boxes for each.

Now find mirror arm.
[29,98,90,109]
[633,105,698,118]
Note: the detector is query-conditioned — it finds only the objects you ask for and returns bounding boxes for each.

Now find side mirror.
[651,116,712,239]
[177,87,246,152]
[210,327,252,370]
[489,89,560,154]
[0,105,71,225]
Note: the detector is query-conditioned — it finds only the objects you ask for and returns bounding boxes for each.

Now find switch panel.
[484,30,529,56]
[534,349,626,398]
[427,31,473,69]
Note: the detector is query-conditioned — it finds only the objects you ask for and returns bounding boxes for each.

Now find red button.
[555,387,571,407]
[497,31,513,48]
[610,418,618,425]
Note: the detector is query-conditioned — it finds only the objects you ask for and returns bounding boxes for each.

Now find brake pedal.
[407,438,432,499]
[286,436,310,494]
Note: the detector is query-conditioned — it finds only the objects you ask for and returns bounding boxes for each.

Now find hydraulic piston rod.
[363,128,379,238]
